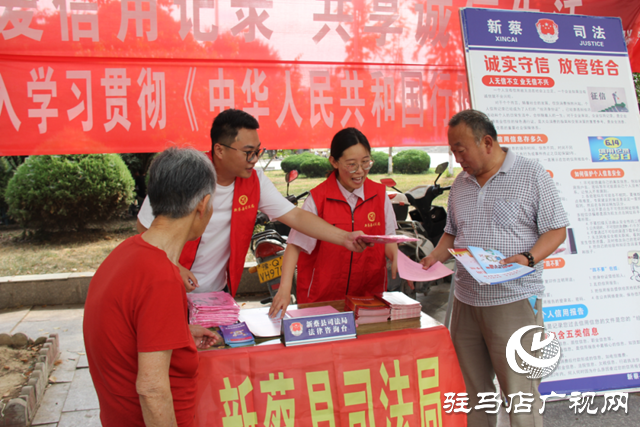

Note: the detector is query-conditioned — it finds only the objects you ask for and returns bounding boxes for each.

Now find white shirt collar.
[336,174,365,202]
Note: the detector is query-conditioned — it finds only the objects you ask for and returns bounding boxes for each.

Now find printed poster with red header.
[460,8,640,395]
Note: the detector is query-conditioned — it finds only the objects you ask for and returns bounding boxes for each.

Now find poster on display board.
[460,8,640,395]
[0,1,639,155]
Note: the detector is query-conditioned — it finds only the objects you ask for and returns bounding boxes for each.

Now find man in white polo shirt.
[137,109,366,296]
[421,109,569,427]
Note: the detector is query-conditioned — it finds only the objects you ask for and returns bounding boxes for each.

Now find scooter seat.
[406,185,428,199]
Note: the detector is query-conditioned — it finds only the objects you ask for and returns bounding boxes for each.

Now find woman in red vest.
[269,128,398,318]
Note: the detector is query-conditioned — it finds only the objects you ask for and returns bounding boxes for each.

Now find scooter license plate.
[256,256,283,283]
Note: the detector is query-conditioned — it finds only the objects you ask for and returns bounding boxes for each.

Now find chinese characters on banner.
[196,327,467,427]
[0,1,639,154]
[443,390,628,415]
[0,61,464,154]
[460,8,640,395]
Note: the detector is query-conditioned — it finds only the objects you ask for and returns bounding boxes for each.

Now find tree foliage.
[280,152,316,174]
[370,151,389,174]
[5,154,134,231]
[0,157,27,223]
[300,156,333,178]
[392,150,431,174]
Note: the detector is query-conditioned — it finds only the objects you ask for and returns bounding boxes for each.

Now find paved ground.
[1,285,636,426]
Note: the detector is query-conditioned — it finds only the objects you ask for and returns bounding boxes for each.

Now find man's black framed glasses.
[221,145,265,162]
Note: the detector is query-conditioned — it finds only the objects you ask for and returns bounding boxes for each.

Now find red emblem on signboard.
[536,19,559,44]
[290,322,303,336]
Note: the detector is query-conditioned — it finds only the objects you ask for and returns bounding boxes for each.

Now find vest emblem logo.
[239,195,248,206]
[368,212,376,222]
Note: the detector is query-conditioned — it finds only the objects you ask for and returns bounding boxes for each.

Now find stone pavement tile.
[77,354,89,369]
[58,409,102,427]
[0,306,32,334]
[31,382,71,425]
[14,305,86,352]
[50,351,80,383]
[62,368,99,412]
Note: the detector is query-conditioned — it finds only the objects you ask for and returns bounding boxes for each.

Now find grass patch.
[0,219,138,277]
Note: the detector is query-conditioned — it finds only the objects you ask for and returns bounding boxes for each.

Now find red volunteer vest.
[296,172,387,304]
[179,155,260,296]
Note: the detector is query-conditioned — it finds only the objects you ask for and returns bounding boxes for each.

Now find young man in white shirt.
[137,109,367,295]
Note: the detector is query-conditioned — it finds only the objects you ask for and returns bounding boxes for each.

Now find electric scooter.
[381,162,452,297]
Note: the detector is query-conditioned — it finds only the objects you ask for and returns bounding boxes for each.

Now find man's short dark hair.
[147,147,216,219]
[210,109,259,150]
[448,109,498,144]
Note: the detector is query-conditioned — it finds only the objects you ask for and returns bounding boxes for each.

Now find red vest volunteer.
[296,172,390,302]
[137,110,368,296]
[139,164,293,296]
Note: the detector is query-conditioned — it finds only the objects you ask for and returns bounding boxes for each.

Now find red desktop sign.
[0,0,638,155]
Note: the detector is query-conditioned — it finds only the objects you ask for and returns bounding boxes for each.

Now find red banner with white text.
[0,0,638,155]
[195,327,467,427]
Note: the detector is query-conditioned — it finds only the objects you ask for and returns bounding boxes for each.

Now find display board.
[0,1,639,155]
[460,7,640,395]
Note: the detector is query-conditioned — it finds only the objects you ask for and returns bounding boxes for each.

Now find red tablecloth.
[196,325,467,426]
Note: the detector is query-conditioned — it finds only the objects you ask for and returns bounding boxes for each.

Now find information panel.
[460,8,640,395]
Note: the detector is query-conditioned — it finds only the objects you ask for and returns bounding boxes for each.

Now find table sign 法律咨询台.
[282,311,356,346]
[195,316,467,426]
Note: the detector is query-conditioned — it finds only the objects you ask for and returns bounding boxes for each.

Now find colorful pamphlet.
[356,235,418,244]
[467,246,525,274]
[448,248,534,285]
[219,322,255,347]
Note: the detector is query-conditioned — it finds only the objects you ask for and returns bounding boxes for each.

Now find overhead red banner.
[195,326,467,427]
[0,1,638,155]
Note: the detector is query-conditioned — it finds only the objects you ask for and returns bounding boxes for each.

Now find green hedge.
[392,150,431,174]
[370,151,389,174]
[0,157,27,224]
[5,154,134,231]
[280,152,316,174]
[300,156,333,178]
[0,158,12,212]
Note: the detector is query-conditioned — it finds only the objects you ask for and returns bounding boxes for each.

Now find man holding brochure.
[420,110,568,427]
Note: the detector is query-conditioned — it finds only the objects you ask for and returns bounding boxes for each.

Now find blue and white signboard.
[282,312,356,346]
[460,8,640,395]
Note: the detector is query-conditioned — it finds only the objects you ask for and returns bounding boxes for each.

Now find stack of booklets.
[219,322,255,347]
[187,291,240,328]
[344,295,390,325]
[381,292,422,320]
[449,246,535,285]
